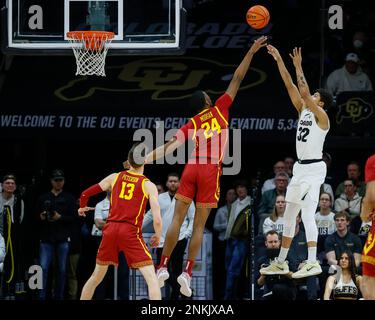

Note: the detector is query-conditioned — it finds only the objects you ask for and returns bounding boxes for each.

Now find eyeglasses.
[53,178,64,182]
[320,198,330,201]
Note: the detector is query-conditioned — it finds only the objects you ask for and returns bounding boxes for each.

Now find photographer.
[36,169,76,300]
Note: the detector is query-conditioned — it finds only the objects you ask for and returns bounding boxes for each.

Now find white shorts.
[285,161,327,207]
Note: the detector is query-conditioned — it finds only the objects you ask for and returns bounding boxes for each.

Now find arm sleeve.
[174,120,195,143]
[80,183,104,208]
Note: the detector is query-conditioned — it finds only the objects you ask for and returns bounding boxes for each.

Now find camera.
[43,200,55,220]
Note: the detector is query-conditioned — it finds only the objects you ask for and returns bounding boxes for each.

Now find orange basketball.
[246,5,270,29]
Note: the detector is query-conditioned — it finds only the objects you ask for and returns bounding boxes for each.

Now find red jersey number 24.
[201,118,221,139]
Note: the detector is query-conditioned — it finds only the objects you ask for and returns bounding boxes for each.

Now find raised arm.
[225,36,268,101]
[267,45,303,112]
[290,47,329,129]
[144,180,162,247]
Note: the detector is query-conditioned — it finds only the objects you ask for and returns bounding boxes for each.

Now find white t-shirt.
[315,211,336,235]
[263,216,284,235]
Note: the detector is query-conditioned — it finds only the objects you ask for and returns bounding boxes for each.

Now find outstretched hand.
[249,36,268,55]
[289,47,302,68]
[267,44,281,61]
[78,207,95,217]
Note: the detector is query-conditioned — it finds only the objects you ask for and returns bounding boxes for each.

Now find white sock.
[307,247,317,263]
[278,247,289,263]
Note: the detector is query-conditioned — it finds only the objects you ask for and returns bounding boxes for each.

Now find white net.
[67,31,114,76]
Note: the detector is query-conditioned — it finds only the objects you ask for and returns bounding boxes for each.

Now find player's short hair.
[127,142,148,169]
[316,88,333,110]
[190,90,206,111]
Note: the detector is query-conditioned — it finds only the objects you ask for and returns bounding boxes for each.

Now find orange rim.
[66,31,115,50]
[66,30,115,40]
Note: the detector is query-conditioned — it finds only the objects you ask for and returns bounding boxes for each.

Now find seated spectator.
[261,161,287,194]
[334,179,362,218]
[262,195,285,235]
[315,192,336,237]
[320,183,334,203]
[256,230,297,300]
[257,172,289,233]
[335,161,366,197]
[259,215,318,300]
[326,52,373,98]
[323,251,362,300]
[325,211,362,268]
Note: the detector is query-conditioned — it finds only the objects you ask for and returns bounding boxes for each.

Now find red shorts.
[362,223,375,276]
[365,154,375,183]
[96,222,153,268]
[176,163,221,208]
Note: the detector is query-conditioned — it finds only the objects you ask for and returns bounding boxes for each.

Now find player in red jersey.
[360,154,375,300]
[78,143,162,300]
[143,36,268,297]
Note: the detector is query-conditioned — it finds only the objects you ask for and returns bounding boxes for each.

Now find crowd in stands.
[0,152,371,300]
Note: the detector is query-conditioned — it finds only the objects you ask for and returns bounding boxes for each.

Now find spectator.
[323,251,362,300]
[320,183,334,204]
[325,211,362,268]
[155,182,165,194]
[315,192,336,237]
[334,179,362,218]
[224,180,251,300]
[336,161,366,197]
[0,174,26,299]
[36,169,76,300]
[261,161,287,194]
[213,188,236,299]
[143,172,195,300]
[256,230,297,300]
[262,195,285,235]
[257,172,289,232]
[326,52,373,98]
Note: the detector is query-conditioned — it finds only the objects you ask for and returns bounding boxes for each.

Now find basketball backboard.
[2,0,186,55]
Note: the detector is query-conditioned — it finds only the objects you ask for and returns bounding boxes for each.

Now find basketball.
[246,5,270,29]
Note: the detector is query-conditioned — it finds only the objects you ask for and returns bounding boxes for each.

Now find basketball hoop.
[66,31,114,76]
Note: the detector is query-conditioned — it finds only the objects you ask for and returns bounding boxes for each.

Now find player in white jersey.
[260,46,333,278]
